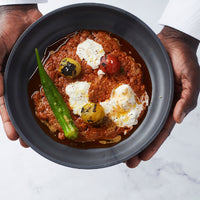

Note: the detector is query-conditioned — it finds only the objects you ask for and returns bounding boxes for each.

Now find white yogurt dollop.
[65,81,91,116]
[100,84,149,127]
[76,38,105,69]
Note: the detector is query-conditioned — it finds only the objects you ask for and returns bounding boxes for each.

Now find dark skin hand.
[126,26,200,168]
[0,4,42,147]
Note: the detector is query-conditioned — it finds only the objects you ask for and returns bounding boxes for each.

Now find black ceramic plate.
[4,3,173,169]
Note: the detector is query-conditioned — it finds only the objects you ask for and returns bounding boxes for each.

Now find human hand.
[126,26,200,168]
[0,5,42,147]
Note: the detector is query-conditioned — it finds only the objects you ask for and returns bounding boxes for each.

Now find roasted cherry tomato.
[59,58,81,78]
[81,102,105,125]
[100,54,121,74]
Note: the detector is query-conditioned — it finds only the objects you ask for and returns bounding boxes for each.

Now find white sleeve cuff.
[159,0,200,40]
[0,0,47,5]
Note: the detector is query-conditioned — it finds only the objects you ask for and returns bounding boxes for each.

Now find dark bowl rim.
[4,3,174,169]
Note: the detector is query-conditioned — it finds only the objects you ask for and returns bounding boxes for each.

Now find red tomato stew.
[28,30,152,149]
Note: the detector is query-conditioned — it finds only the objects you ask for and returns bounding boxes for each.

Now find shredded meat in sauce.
[32,30,148,144]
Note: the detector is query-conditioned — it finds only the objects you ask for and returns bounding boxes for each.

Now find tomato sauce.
[28,30,152,149]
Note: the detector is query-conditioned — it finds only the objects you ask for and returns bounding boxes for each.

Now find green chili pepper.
[35,48,78,139]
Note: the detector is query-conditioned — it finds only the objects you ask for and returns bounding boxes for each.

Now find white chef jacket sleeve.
[0,0,47,5]
[159,0,200,40]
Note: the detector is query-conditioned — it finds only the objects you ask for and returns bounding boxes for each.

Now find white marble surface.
[0,0,200,199]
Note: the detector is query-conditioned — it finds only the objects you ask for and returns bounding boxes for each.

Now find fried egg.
[76,38,105,69]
